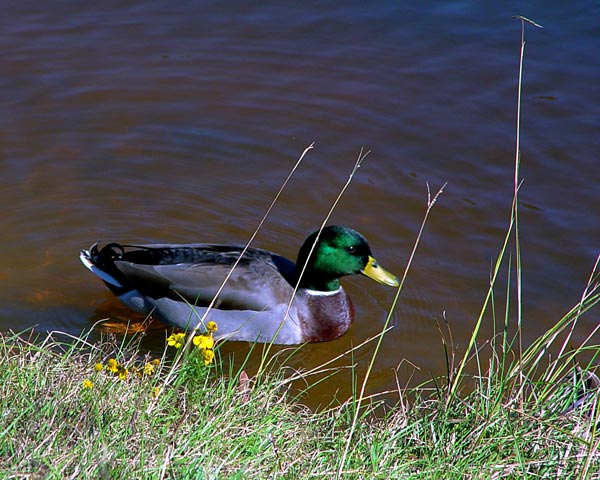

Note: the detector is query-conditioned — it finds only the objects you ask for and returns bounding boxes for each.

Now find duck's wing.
[113,244,296,311]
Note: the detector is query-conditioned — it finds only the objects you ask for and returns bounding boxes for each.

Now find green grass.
[1,305,599,479]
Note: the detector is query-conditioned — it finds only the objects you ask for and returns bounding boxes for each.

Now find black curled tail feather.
[84,242,132,295]
[90,243,125,269]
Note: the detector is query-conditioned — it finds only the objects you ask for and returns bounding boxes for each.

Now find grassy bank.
[1,280,599,480]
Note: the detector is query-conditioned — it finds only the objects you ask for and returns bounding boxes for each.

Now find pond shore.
[1,307,599,480]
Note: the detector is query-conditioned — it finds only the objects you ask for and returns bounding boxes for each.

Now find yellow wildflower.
[151,358,161,366]
[105,358,119,373]
[117,366,129,380]
[93,363,104,372]
[206,321,218,332]
[82,379,93,389]
[167,332,186,349]
[144,362,155,375]
[152,386,161,398]
[202,349,215,366]
[193,334,214,351]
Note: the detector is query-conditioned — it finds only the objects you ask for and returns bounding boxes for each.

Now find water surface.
[1,1,599,405]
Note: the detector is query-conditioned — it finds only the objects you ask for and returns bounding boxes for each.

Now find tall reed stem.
[447,15,541,404]
[337,182,445,478]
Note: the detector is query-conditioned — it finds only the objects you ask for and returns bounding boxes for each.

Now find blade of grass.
[447,16,542,405]
[337,182,446,478]
[156,143,314,401]
[257,147,371,375]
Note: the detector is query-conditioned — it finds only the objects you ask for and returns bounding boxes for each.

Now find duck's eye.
[345,246,356,253]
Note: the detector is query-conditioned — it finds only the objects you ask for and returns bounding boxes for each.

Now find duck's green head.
[295,226,399,292]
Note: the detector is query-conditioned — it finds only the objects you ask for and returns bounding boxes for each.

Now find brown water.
[1,2,599,406]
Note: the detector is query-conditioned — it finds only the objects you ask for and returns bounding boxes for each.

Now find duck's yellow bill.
[361,256,399,287]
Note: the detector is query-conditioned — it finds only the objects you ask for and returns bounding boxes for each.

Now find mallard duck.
[80,226,398,344]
